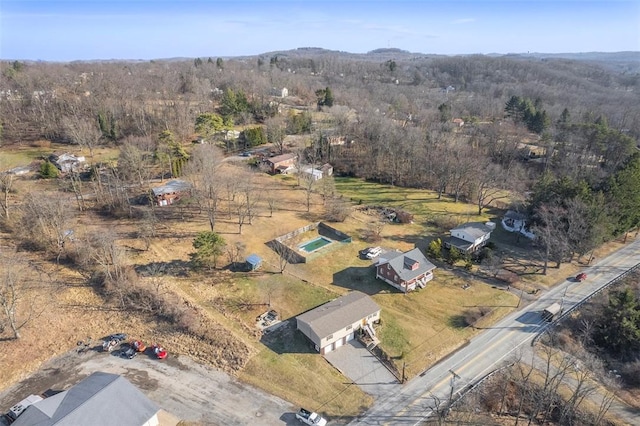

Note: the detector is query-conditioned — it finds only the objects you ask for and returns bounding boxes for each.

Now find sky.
[1,0,639,61]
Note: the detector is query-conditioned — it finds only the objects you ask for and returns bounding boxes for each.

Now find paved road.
[350,237,640,425]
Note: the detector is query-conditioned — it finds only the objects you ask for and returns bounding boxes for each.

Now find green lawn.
[334,176,489,223]
[0,148,50,169]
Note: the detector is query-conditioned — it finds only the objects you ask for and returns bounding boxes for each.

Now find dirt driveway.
[0,348,298,426]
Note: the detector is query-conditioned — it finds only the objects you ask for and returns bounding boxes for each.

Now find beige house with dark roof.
[296,291,380,355]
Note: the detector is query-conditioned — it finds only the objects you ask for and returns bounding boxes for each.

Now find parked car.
[152,344,168,359]
[575,273,587,282]
[365,246,383,259]
[108,333,127,342]
[102,333,127,352]
[120,344,137,359]
[295,408,327,426]
[131,340,146,352]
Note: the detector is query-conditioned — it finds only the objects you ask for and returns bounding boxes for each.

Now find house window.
[395,275,398,281]
[326,334,333,341]
[346,325,352,331]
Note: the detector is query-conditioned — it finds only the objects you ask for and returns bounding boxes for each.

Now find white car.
[365,246,382,259]
[296,408,327,426]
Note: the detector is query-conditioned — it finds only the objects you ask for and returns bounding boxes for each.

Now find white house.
[296,291,380,355]
[501,210,536,239]
[271,87,288,98]
[444,221,496,253]
[301,164,333,181]
[49,153,86,173]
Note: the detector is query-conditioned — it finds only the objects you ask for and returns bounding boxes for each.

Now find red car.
[131,340,146,352]
[575,273,587,282]
[152,344,168,359]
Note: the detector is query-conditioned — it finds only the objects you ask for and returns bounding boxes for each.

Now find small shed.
[246,254,262,271]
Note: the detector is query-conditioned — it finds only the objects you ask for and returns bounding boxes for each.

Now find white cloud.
[451,18,476,24]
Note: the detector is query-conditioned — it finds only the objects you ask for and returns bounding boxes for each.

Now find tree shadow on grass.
[448,314,469,329]
[134,260,191,277]
[259,319,318,355]
[332,266,402,296]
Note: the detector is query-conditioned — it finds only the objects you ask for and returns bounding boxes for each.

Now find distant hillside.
[235,48,640,72]
[506,51,640,73]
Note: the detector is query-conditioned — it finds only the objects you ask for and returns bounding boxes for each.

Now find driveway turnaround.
[324,340,400,399]
[0,348,295,426]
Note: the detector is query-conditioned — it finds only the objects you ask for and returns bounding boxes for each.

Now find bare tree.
[472,162,514,215]
[117,137,155,186]
[234,173,260,234]
[324,194,351,222]
[265,190,278,217]
[299,169,316,212]
[84,230,131,308]
[270,239,296,274]
[0,252,44,339]
[0,173,14,220]
[185,144,223,231]
[226,241,246,270]
[265,116,286,154]
[138,209,158,251]
[531,203,570,274]
[20,193,74,262]
[62,115,103,161]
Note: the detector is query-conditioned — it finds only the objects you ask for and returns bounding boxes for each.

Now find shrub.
[448,247,462,265]
[426,238,443,260]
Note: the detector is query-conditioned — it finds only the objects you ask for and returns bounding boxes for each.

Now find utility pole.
[560,283,569,313]
[517,285,525,308]
[448,369,461,406]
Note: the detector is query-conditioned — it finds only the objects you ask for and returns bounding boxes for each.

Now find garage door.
[323,342,334,354]
[346,332,355,342]
[334,338,343,350]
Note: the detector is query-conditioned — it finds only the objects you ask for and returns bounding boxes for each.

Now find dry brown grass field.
[1,141,628,418]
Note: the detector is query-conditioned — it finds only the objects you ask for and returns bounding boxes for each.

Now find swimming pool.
[299,236,332,253]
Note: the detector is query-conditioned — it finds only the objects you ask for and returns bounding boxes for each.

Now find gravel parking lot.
[0,347,298,426]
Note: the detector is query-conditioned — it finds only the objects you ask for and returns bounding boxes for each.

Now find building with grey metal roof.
[13,372,161,426]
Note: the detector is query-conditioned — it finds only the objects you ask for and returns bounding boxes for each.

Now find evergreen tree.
[594,288,640,358]
[504,95,522,120]
[607,153,640,236]
[438,103,452,123]
[195,112,226,141]
[39,161,59,179]
[324,87,334,107]
[241,127,267,147]
[191,231,226,269]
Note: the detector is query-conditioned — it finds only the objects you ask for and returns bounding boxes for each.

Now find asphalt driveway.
[324,341,400,400]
